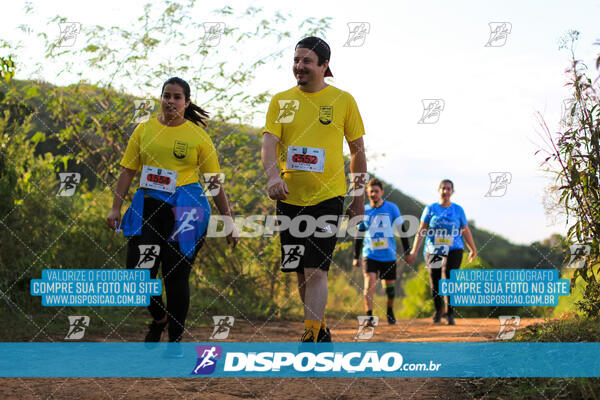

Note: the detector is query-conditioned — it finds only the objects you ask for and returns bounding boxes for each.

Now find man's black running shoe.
[387,308,396,325]
[301,329,316,343]
[317,327,331,342]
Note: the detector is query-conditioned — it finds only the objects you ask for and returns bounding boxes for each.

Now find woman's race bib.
[370,237,390,250]
[434,234,454,247]
[140,165,177,193]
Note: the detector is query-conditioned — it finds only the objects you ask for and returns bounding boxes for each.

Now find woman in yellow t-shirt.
[106,77,238,354]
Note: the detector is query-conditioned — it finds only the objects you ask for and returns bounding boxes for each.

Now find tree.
[0,3,333,319]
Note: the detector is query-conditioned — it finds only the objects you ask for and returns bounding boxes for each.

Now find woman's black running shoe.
[145,320,167,346]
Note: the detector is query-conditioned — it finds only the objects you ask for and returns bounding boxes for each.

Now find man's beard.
[296,70,309,86]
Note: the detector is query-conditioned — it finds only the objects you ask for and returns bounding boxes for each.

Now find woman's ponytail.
[184,102,209,127]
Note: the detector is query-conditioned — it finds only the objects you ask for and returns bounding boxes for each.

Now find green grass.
[2,306,156,341]
[461,377,600,400]
[517,315,600,342]
[469,315,600,399]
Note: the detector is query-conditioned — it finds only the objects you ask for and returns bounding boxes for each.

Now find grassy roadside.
[467,315,600,399]
[1,307,159,341]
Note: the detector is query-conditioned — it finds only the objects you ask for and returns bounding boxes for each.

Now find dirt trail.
[1,318,543,400]
[200,317,540,343]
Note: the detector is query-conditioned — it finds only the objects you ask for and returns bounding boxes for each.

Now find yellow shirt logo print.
[173,140,188,159]
[319,106,333,125]
[275,100,299,123]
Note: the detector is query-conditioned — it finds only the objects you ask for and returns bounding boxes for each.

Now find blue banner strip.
[0,342,598,377]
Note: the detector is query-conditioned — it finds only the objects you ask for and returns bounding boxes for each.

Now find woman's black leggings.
[427,249,463,315]
[126,197,203,342]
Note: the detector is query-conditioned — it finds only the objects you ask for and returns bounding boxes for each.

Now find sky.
[2,0,600,245]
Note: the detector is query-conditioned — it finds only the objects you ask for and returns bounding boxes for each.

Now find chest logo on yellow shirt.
[319,106,333,125]
[275,100,299,123]
[173,140,188,159]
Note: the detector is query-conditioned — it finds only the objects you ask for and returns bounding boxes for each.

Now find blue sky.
[2,0,600,244]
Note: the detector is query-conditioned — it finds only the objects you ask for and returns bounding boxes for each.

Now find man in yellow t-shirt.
[262,36,368,342]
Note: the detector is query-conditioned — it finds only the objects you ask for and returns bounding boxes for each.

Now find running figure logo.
[496,315,520,340]
[566,244,591,269]
[209,316,235,340]
[355,316,379,340]
[133,99,156,123]
[275,100,299,123]
[417,99,445,124]
[485,22,512,47]
[191,345,223,375]
[344,22,371,47]
[136,245,161,269]
[281,245,305,271]
[485,172,512,197]
[428,252,446,269]
[57,22,81,47]
[203,173,225,197]
[560,98,582,128]
[202,22,225,47]
[170,207,202,242]
[65,315,90,340]
[57,172,81,196]
[347,173,370,196]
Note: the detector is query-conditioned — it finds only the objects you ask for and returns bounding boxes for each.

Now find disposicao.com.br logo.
[192,347,441,375]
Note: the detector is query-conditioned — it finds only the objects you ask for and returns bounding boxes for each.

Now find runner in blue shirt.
[353,178,410,324]
[406,179,477,325]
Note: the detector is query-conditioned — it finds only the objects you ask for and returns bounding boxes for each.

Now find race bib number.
[434,234,454,247]
[286,146,325,173]
[140,165,177,193]
[371,237,389,250]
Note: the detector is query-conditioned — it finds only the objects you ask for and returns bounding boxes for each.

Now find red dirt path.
[1,317,543,400]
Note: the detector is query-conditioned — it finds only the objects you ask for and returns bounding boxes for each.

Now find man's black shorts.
[363,257,397,280]
[276,196,344,273]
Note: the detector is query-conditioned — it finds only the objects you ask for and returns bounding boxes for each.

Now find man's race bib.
[370,237,389,250]
[286,146,325,173]
[140,165,177,193]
